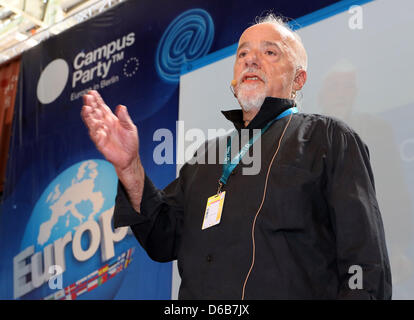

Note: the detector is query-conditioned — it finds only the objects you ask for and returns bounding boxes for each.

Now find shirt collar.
[221,97,296,130]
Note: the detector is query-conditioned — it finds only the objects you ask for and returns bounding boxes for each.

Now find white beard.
[237,82,267,112]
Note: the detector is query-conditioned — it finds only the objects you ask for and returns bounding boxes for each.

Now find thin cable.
[241,112,294,300]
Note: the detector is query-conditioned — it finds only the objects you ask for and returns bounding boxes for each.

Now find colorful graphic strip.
[43,248,134,300]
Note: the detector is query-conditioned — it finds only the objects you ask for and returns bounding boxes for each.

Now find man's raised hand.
[81,90,139,171]
[81,90,144,212]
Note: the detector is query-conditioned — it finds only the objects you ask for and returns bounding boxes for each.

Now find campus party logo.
[13,160,131,299]
[36,32,135,104]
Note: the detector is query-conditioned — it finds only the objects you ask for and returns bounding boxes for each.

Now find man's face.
[233,23,299,111]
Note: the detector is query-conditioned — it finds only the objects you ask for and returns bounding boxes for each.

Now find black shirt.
[113,97,392,299]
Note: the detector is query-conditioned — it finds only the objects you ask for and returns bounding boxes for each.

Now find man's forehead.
[238,23,293,45]
[237,40,282,51]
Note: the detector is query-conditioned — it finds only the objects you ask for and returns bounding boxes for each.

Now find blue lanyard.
[219,107,298,189]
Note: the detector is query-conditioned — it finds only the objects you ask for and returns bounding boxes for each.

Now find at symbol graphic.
[155,9,215,83]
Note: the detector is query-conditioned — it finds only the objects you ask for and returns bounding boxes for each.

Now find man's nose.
[244,51,260,68]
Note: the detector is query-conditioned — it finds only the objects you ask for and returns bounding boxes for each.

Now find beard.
[236,82,267,112]
[235,68,268,112]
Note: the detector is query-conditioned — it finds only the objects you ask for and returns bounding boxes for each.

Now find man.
[81,14,392,299]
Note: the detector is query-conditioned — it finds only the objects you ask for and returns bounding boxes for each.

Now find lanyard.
[218,107,298,192]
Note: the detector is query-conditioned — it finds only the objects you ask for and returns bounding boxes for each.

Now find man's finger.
[90,90,114,117]
[115,105,135,129]
[83,107,103,135]
[89,122,107,148]
[95,126,109,150]
[81,105,96,128]
[82,93,92,105]
[83,94,98,110]
[90,90,105,105]
[92,106,104,120]
[81,105,91,122]
[82,105,102,128]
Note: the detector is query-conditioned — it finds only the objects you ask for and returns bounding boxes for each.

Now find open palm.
[81,90,139,171]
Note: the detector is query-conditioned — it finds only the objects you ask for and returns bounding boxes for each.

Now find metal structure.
[0,0,126,65]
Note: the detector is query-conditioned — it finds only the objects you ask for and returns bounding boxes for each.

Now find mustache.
[237,68,267,85]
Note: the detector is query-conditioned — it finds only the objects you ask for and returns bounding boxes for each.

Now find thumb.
[116,105,134,128]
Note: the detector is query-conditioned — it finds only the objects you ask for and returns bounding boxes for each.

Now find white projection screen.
[177,0,414,299]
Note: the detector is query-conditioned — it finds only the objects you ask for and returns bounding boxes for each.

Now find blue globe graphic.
[20,159,135,300]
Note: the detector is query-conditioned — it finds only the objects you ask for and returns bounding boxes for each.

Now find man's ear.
[293,69,307,91]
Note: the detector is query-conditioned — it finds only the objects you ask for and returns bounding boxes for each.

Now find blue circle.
[19,160,132,300]
[155,9,214,83]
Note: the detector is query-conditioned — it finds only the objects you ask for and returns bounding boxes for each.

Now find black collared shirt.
[114,97,392,299]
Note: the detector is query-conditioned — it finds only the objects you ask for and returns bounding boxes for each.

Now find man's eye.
[238,52,247,58]
[266,50,276,56]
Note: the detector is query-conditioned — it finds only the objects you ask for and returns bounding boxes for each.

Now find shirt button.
[206,254,213,262]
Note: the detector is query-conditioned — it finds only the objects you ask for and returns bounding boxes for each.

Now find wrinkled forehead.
[238,23,295,48]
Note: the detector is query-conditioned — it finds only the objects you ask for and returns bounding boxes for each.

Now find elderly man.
[81,15,391,299]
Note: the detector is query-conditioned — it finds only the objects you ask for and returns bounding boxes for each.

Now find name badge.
[202,192,226,230]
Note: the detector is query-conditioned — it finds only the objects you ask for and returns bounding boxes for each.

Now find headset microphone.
[230,79,237,97]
